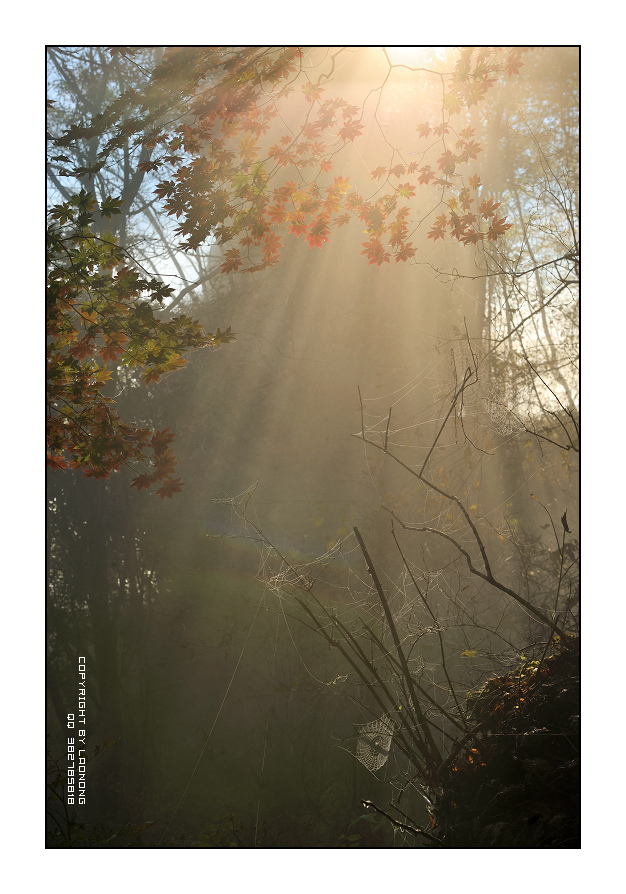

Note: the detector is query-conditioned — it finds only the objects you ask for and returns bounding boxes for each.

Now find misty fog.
[46,46,579,849]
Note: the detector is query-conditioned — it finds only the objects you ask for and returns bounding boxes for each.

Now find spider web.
[445,341,524,437]
[355,714,397,772]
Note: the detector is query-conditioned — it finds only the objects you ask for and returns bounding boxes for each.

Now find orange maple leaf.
[427,226,446,242]
[395,243,416,262]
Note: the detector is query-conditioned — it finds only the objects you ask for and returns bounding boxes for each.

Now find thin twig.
[361,800,446,847]
[384,406,392,451]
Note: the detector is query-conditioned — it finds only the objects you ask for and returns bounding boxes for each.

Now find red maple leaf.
[460,230,484,245]
[100,341,125,363]
[360,238,390,266]
[151,428,176,452]
[418,166,435,185]
[437,150,456,177]
[46,451,68,471]
[306,216,330,248]
[131,473,153,491]
[287,214,308,237]
[427,225,446,242]
[338,120,364,142]
[68,340,94,360]
[157,477,184,500]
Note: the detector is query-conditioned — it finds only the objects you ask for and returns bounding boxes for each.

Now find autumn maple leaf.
[46,451,68,471]
[267,203,286,224]
[437,150,456,177]
[302,82,324,103]
[478,198,501,219]
[459,126,476,140]
[287,214,308,238]
[334,213,351,228]
[131,473,153,491]
[395,242,416,262]
[332,175,351,193]
[397,182,416,198]
[68,340,94,360]
[460,230,484,245]
[262,232,282,259]
[306,216,330,248]
[221,248,243,274]
[151,428,176,452]
[338,120,364,142]
[100,342,125,363]
[157,477,184,499]
[360,238,390,266]
[487,216,512,241]
[458,140,482,162]
[418,166,435,185]
[427,225,446,242]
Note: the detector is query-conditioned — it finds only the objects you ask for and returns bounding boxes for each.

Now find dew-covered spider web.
[443,340,525,437]
[355,714,397,772]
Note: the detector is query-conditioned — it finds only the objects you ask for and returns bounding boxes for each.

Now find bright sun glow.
[385,46,449,68]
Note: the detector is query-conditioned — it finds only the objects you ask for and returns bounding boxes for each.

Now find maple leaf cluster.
[150,47,522,268]
[47,189,235,495]
[53,47,525,275]
[152,55,368,269]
